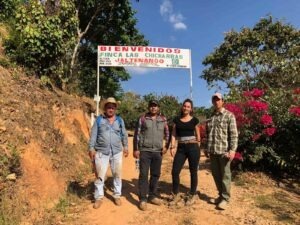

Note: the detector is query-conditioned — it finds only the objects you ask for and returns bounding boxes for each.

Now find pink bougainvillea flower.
[234,152,243,161]
[252,133,261,142]
[263,127,276,136]
[247,100,268,112]
[243,88,265,98]
[293,88,300,95]
[243,91,252,98]
[289,106,300,117]
[250,88,264,98]
[260,114,273,125]
[225,103,243,115]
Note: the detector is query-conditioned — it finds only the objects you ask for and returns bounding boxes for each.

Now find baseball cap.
[212,93,222,100]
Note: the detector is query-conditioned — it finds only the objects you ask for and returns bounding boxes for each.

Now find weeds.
[55,197,70,216]
[0,187,22,225]
[255,191,300,224]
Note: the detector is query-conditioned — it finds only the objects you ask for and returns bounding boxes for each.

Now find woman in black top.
[169,98,200,206]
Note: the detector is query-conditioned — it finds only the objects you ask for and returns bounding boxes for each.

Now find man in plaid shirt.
[206,93,238,210]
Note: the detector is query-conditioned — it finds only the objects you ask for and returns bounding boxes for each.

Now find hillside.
[0,65,94,224]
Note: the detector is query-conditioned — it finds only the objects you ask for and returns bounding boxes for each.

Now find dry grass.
[255,191,300,224]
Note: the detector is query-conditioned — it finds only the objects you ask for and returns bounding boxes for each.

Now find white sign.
[98,46,191,69]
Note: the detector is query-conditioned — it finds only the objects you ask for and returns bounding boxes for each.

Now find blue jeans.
[94,150,123,200]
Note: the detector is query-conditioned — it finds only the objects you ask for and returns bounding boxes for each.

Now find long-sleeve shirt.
[133,113,169,152]
[89,115,128,155]
[206,108,238,154]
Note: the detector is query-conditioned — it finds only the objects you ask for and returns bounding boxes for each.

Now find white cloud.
[173,22,187,30]
[160,0,187,31]
[160,0,173,16]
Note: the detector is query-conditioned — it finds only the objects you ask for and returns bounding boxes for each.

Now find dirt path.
[72,137,299,225]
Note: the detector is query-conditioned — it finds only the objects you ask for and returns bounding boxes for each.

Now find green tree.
[1,0,148,97]
[201,16,300,90]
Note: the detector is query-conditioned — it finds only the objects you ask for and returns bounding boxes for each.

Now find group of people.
[88,93,238,211]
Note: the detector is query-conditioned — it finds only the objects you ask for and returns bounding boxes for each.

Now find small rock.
[6,173,17,181]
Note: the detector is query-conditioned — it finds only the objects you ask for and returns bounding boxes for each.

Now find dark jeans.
[172,143,200,195]
[138,151,162,201]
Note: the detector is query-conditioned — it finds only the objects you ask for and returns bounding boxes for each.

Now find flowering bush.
[225,87,300,174]
[225,88,278,168]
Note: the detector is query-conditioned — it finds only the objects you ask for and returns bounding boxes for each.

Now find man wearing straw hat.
[89,97,128,209]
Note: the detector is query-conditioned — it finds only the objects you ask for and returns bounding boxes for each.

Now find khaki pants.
[210,154,232,201]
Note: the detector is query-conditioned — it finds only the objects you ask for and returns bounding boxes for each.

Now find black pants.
[172,143,200,195]
[139,151,162,201]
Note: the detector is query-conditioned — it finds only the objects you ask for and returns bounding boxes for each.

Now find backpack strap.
[116,115,124,139]
[96,115,103,127]
[97,115,124,139]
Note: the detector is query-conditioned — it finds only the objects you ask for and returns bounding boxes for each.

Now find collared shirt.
[89,115,128,155]
[133,113,169,152]
[206,108,238,154]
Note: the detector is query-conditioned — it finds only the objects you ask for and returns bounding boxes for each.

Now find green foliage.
[5,0,77,84]
[202,16,300,175]
[118,92,181,130]
[0,0,20,21]
[201,16,300,90]
[117,92,147,130]
[2,0,148,97]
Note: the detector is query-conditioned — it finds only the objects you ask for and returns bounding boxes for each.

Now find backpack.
[96,115,124,139]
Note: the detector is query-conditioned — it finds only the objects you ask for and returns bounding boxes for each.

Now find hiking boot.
[208,197,222,205]
[185,194,198,206]
[93,199,103,209]
[168,194,182,206]
[148,197,163,206]
[217,199,228,210]
[114,197,122,206]
[139,201,147,211]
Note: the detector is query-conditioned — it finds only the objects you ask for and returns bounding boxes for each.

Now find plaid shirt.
[206,108,238,154]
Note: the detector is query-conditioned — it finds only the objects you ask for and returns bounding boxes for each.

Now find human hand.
[170,147,176,157]
[123,149,129,158]
[133,150,140,159]
[204,150,209,158]
[89,150,96,161]
[162,147,168,155]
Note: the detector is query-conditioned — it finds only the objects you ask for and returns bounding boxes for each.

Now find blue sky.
[121,0,300,107]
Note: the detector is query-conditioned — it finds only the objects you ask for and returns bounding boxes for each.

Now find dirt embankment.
[0,66,94,223]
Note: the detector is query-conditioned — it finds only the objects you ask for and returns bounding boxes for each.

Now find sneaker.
[217,199,228,210]
[168,194,182,206]
[208,197,222,205]
[139,201,147,211]
[93,199,103,209]
[114,197,122,206]
[185,194,198,206]
[148,197,162,206]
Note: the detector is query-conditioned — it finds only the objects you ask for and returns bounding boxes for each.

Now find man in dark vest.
[133,99,169,211]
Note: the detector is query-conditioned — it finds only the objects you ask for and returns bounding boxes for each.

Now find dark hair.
[180,98,194,117]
